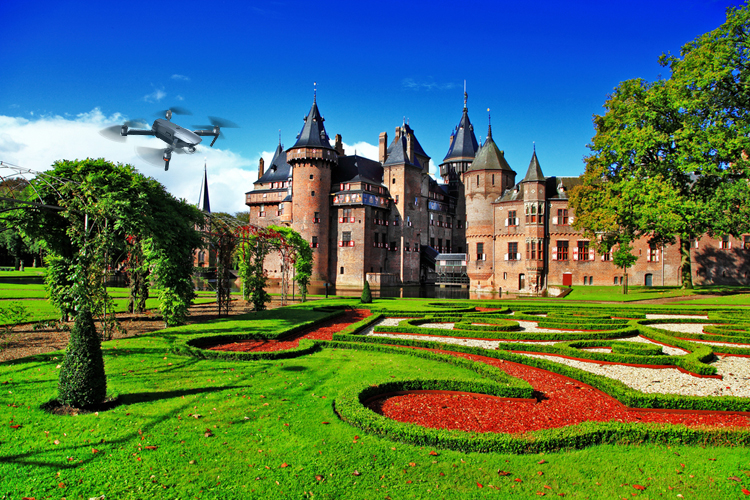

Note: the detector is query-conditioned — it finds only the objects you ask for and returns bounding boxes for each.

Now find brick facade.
[242,96,750,292]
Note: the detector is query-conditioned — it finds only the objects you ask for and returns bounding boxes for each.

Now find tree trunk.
[680,235,693,289]
[622,271,628,294]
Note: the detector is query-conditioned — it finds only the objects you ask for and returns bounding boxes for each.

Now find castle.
[244,94,750,292]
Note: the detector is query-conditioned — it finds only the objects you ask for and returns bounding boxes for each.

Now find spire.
[463,80,467,110]
[486,108,492,142]
[313,81,317,104]
[522,147,545,182]
[197,159,211,213]
[290,92,334,150]
[442,90,479,161]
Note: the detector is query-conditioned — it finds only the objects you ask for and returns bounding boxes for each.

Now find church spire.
[522,146,545,183]
[197,159,211,213]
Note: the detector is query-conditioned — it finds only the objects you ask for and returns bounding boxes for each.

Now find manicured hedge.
[334,379,750,453]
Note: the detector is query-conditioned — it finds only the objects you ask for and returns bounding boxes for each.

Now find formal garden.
[2,284,750,499]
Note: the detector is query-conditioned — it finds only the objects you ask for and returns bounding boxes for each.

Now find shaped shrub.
[57,307,107,407]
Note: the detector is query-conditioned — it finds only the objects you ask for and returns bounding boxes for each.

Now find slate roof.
[290,100,334,150]
[254,143,291,184]
[384,133,417,167]
[442,105,479,162]
[522,149,545,182]
[494,175,584,203]
[402,123,429,160]
[332,154,384,185]
[466,128,513,173]
[547,176,583,200]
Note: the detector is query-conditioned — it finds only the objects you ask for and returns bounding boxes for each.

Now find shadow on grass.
[118,385,246,406]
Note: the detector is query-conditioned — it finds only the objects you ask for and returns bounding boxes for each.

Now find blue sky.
[0,0,744,213]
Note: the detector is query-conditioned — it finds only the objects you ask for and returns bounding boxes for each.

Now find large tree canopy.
[570,4,750,289]
[8,158,205,326]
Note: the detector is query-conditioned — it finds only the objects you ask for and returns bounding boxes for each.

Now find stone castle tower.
[439,91,479,254]
[463,118,516,288]
[520,148,547,291]
[288,95,338,282]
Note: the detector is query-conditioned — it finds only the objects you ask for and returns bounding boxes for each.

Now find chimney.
[406,131,414,163]
[334,134,345,156]
[258,157,265,178]
[394,126,401,140]
[379,131,388,163]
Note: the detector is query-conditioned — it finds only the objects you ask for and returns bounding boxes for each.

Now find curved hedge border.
[334,379,750,453]
[171,309,345,361]
[332,329,749,411]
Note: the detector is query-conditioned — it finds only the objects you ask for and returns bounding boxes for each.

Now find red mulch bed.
[208,308,371,353]
[368,349,750,433]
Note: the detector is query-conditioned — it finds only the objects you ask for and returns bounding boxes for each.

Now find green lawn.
[1,296,749,498]
[0,267,46,278]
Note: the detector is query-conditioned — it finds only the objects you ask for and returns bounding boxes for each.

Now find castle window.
[340,267,344,275]
[557,208,568,225]
[477,242,485,261]
[555,241,569,261]
[647,243,659,261]
[507,210,517,226]
[311,236,318,248]
[507,242,518,260]
[395,195,399,204]
[392,178,396,184]
[313,212,320,223]
[492,174,495,186]
[531,205,537,224]
[720,235,731,249]
[342,231,351,244]
[577,241,590,261]
[311,191,315,197]
[744,235,750,249]
[310,174,313,180]
[476,175,479,186]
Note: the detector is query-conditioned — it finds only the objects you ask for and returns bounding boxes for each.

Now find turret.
[287,92,338,283]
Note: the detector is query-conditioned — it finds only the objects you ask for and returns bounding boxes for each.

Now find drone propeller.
[192,116,240,145]
[156,107,192,120]
[98,119,148,142]
[136,146,184,167]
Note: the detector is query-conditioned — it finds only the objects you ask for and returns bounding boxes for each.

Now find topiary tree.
[361,280,372,303]
[57,307,107,407]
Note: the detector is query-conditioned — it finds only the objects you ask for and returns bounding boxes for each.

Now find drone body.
[100,108,237,171]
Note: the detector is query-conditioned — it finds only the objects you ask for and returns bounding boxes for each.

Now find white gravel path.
[645,314,709,320]
[647,323,712,334]
[517,353,750,397]
[358,317,750,397]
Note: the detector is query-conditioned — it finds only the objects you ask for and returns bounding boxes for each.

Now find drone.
[100,107,238,170]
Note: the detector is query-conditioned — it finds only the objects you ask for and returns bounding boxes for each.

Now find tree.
[361,280,372,303]
[12,158,204,326]
[571,4,750,289]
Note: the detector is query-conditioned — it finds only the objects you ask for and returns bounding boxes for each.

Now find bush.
[57,307,107,407]
[361,281,372,304]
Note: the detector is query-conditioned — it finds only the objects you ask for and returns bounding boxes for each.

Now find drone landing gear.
[163,149,172,171]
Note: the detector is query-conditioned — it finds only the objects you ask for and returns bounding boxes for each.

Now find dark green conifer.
[57,307,107,407]
[361,280,372,304]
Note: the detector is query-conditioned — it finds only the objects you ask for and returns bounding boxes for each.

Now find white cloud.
[143,87,166,103]
[402,78,458,91]
[175,95,184,101]
[171,74,190,81]
[340,140,378,161]
[0,108,257,213]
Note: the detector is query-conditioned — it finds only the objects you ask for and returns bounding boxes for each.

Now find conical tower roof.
[442,92,479,162]
[384,130,417,167]
[522,148,545,182]
[197,163,210,213]
[291,98,334,150]
[466,125,513,173]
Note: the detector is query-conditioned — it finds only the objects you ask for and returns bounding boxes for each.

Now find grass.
[1,297,750,498]
[0,286,217,325]
[562,285,750,302]
[0,267,46,278]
